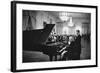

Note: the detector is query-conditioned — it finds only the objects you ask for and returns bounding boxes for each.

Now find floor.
[23,37,91,63]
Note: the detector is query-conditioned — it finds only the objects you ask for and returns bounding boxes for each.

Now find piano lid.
[23,24,55,45]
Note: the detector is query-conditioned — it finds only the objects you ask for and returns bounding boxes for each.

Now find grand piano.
[23,24,65,61]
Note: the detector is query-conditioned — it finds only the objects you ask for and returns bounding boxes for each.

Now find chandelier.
[59,12,69,21]
[68,17,74,27]
[59,12,74,27]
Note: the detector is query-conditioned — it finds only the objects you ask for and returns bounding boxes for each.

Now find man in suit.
[59,30,81,60]
[59,36,75,60]
[73,30,81,60]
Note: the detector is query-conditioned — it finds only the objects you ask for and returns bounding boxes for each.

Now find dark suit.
[67,41,76,60]
[73,35,81,60]
[61,35,81,60]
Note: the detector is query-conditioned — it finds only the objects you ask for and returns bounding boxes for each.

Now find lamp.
[68,17,74,27]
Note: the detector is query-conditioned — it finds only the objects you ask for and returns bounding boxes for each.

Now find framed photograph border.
[11,1,98,72]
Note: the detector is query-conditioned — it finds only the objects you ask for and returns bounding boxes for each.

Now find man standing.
[73,30,81,60]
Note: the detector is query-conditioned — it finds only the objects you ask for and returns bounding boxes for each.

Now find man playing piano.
[59,36,75,60]
[59,30,81,60]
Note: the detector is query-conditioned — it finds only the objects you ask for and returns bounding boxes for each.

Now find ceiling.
[49,11,90,19]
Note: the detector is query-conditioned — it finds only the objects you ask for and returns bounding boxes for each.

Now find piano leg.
[54,55,57,61]
[49,54,57,61]
[49,55,53,61]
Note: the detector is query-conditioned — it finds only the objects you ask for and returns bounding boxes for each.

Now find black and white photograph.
[11,1,97,72]
[22,10,91,62]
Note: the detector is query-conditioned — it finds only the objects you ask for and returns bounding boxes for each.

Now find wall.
[23,11,57,30]
[23,10,90,36]
[55,17,90,35]
[23,10,37,30]
[56,22,63,35]
[73,18,91,35]
[0,0,99,73]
